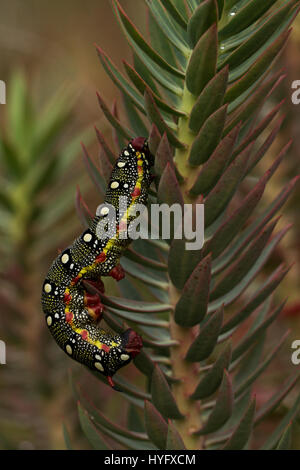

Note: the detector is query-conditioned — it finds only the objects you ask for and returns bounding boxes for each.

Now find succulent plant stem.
[169,283,203,450]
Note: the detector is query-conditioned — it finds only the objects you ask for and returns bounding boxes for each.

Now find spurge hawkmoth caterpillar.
[41,137,153,388]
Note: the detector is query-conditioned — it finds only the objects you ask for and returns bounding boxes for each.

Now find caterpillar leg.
[83,279,105,322]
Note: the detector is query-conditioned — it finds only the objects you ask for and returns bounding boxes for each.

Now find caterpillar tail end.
[122,328,143,358]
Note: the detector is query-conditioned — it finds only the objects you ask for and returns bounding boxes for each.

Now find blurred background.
[0,0,299,450]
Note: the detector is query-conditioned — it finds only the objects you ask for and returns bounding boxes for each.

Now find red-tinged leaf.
[202,170,267,260]
[189,123,240,196]
[224,72,285,135]
[189,104,228,165]
[186,24,218,96]
[144,89,185,149]
[97,46,145,115]
[187,0,218,47]
[189,65,229,134]
[81,143,106,195]
[231,100,285,160]
[102,294,172,313]
[166,420,186,450]
[210,220,279,301]
[222,398,256,450]
[99,148,113,184]
[213,176,300,276]
[148,123,161,155]
[235,331,289,398]
[163,0,188,28]
[174,254,211,327]
[144,400,168,450]
[123,93,148,137]
[75,186,93,228]
[255,371,300,426]
[221,265,290,334]
[95,126,116,164]
[225,29,290,104]
[262,393,300,449]
[185,306,224,362]
[232,301,286,362]
[194,371,233,435]
[220,1,298,70]
[151,365,183,419]
[123,61,186,117]
[112,0,185,79]
[96,92,132,141]
[191,340,232,400]
[134,349,156,378]
[155,132,175,178]
[157,163,184,208]
[219,0,277,40]
[204,143,253,227]
[276,423,293,450]
[125,246,168,272]
[78,403,112,450]
[246,115,285,174]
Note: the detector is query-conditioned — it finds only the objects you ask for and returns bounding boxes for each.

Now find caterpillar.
[41,137,153,389]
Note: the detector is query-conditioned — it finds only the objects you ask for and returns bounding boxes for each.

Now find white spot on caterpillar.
[124,150,129,156]
[70,263,74,270]
[110,181,119,189]
[44,283,52,293]
[47,316,52,326]
[95,354,102,361]
[121,354,130,361]
[61,253,69,264]
[123,183,129,189]
[95,362,104,372]
[83,233,92,242]
[100,206,109,216]
[66,345,72,355]
[117,161,126,168]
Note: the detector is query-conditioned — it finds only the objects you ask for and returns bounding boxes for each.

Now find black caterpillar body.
[41,137,153,388]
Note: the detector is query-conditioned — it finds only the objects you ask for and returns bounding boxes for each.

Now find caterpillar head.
[130,137,154,167]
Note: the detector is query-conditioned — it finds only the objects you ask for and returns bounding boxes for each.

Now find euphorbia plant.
[70,0,300,450]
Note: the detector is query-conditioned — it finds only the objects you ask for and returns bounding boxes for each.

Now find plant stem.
[169,283,203,450]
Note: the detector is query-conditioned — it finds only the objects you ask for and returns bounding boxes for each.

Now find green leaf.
[157,162,184,208]
[174,254,211,327]
[166,420,186,450]
[62,424,73,450]
[113,0,185,79]
[194,371,233,435]
[144,400,168,449]
[210,220,279,301]
[185,306,224,362]
[189,65,229,134]
[186,24,218,96]
[189,104,228,165]
[262,393,300,450]
[191,340,232,400]
[187,0,218,47]
[162,0,188,28]
[204,143,252,227]
[95,127,116,164]
[222,398,256,450]
[144,89,185,148]
[219,0,277,40]
[97,92,132,140]
[151,365,183,419]
[78,402,111,450]
[276,424,293,450]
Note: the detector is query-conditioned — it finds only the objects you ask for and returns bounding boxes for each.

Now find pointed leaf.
[194,371,233,435]
[174,254,211,327]
[151,365,183,419]
[204,143,252,227]
[187,0,218,47]
[144,89,185,148]
[144,400,168,450]
[95,127,116,164]
[97,92,132,140]
[168,237,203,290]
[185,306,224,362]
[189,123,240,196]
[189,104,228,165]
[222,398,256,450]
[163,0,188,28]
[191,341,232,400]
[189,65,229,134]
[276,424,293,450]
[166,420,186,450]
[186,24,218,96]
[157,162,184,208]
[148,123,161,155]
[78,403,111,450]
